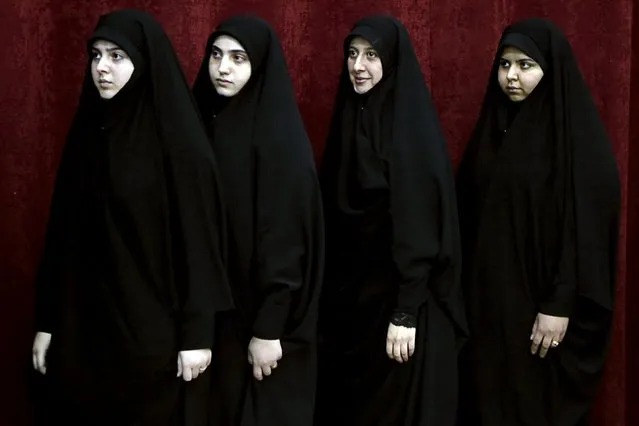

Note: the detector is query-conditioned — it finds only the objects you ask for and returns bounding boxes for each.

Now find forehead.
[213,35,245,51]
[349,36,373,50]
[92,39,121,50]
[500,46,533,60]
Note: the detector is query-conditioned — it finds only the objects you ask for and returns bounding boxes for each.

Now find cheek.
[90,63,99,81]
[235,66,252,92]
[524,72,543,92]
[208,59,217,79]
[121,64,135,86]
[346,59,355,74]
[371,63,383,86]
[497,70,508,88]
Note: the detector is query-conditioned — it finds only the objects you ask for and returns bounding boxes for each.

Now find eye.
[211,50,222,59]
[233,54,246,63]
[348,48,358,58]
[366,51,378,58]
[112,52,125,61]
[520,60,535,69]
[499,59,510,68]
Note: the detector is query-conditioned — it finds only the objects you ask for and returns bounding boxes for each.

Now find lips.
[353,76,370,84]
[216,78,232,85]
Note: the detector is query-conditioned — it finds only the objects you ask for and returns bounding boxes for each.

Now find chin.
[507,94,527,102]
[353,84,371,95]
[214,87,238,97]
[98,90,116,100]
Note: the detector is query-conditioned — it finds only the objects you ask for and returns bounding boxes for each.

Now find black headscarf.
[320,15,467,337]
[35,9,233,373]
[457,18,621,316]
[192,16,324,345]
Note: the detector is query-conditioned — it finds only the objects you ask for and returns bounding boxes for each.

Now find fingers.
[530,329,543,355]
[530,315,539,340]
[37,352,47,375]
[400,341,409,362]
[386,338,393,359]
[190,367,200,380]
[538,335,553,359]
[387,327,416,363]
[531,333,561,359]
[262,365,273,377]
[408,335,415,357]
[253,363,263,381]
[392,341,402,363]
[177,357,183,378]
[33,351,46,375]
[182,365,193,382]
[32,342,47,375]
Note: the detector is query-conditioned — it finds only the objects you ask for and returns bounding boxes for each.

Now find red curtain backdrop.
[0,0,634,424]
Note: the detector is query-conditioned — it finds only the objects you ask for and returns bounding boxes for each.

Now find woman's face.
[497,46,544,102]
[347,37,383,95]
[208,35,252,97]
[91,40,135,100]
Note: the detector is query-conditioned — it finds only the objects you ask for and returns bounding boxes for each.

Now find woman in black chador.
[31,9,233,426]
[456,18,621,426]
[316,15,468,426]
[192,15,324,426]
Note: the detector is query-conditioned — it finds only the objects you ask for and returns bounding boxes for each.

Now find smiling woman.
[347,36,383,94]
[316,15,466,426]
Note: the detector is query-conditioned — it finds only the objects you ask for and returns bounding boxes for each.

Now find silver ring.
[199,366,207,372]
[551,341,559,347]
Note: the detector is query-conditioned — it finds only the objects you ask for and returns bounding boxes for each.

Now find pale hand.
[530,313,569,358]
[386,323,416,363]
[177,349,211,381]
[32,332,52,375]
[248,337,282,381]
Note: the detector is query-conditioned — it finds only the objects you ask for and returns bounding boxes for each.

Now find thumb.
[530,315,539,340]
[177,354,183,378]
[37,350,47,375]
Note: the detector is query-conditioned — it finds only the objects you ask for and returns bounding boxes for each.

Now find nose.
[218,56,231,74]
[507,65,518,81]
[353,55,365,72]
[96,57,109,73]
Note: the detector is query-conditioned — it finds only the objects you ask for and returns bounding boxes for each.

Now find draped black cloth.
[192,15,324,426]
[316,15,467,426]
[456,18,621,426]
[33,9,232,426]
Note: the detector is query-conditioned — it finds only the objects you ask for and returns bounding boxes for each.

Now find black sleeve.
[388,160,439,317]
[166,145,233,350]
[251,142,319,340]
[34,138,80,334]
[540,196,577,317]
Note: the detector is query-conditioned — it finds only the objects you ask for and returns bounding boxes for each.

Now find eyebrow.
[92,47,125,53]
[500,56,536,62]
[212,46,247,54]
[349,46,377,52]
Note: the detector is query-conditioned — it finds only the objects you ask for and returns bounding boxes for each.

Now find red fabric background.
[0,0,634,424]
